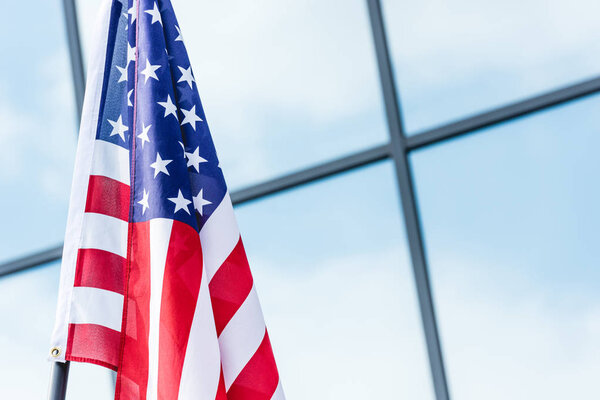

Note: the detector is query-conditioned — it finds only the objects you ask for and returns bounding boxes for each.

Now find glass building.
[1,0,599,398]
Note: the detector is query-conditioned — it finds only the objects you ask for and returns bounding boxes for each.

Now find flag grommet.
[50,347,61,358]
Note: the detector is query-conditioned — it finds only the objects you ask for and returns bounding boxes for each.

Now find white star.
[177,66,195,89]
[157,95,177,118]
[116,65,127,82]
[138,189,150,215]
[137,123,151,148]
[149,152,172,178]
[127,43,136,66]
[168,189,192,214]
[140,58,160,83]
[180,105,202,131]
[127,89,134,107]
[184,147,207,173]
[145,2,162,26]
[108,115,128,141]
[175,25,184,42]
[193,189,212,216]
[128,2,137,23]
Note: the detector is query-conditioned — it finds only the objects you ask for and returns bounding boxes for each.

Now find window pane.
[411,94,600,398]
[0,263,114,399]
[0,2,76,263]
[382,0,600,133]
[235,162,434,399]
[76,0,388,189]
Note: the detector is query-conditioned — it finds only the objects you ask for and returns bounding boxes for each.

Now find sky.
[0,1,77,264]
[411,94,600,399]
[0,0,599,398]
[382,0,600,133]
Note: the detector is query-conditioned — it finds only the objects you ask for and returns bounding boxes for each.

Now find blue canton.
[99,0,228,233]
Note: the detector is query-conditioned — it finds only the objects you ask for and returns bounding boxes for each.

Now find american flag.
[49,0,284,399]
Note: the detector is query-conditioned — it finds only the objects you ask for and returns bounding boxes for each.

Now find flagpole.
[48,361,70,400]
[47,0,85,397]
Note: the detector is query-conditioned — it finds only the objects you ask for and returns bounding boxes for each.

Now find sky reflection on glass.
[382,0,600,133]
[411,94,600,399]
[0,1,76,264]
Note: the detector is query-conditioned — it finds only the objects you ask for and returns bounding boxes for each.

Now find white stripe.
[271,381,286,400]
[70,287,124,332]
[219,286,266,389]
[80,213,128,258]
[200,193,239,282]
[49,0,114,361]
[178,266,222,400]
[91,139,130,185]
[146,219,173,400]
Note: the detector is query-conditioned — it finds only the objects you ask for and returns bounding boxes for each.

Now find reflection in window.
[235,162,434,399]
[411,94,600,399]
[0,1,76,263]
[382,0,600,133]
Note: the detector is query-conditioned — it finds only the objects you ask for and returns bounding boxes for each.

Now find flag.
[49,0,284,398]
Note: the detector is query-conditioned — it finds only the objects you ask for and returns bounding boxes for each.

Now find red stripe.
[85,175,130,221]
[216,365,227,400]
[74,248,126,295]
[157,220,204,399]
[116,221,151,400]
[66,323,121,370]
[209,238,253,336]
[226,330,280,400]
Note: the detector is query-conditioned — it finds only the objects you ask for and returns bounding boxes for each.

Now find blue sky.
[1,0,599,398]
[411,94,600,398]
[0,1,76,264]
[382,0,600,133]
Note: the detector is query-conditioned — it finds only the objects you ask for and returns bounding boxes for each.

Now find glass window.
[382,0,600,134]
[76,0,389,190]
[411,94,600,399]
[235,162,434,399]
[0,1,77,264]
[0,262,114,399]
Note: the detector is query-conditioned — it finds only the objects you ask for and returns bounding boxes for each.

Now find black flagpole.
[48,0,85,398]
[48,362,70,400]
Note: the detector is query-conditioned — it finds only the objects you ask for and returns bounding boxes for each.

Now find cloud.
[0,94,35,179]
[250,246,600,399]
[382,0,600,130]
[172,0,379,121]
[251,248,435,400]
[0,47,76,198]
[384,0,600,83]
[0,44,76,260]
[422,253,600,399]
[35,48,78,200]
